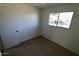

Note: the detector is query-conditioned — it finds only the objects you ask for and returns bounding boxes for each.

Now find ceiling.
[24,3,79,8]
[25,3,62,8]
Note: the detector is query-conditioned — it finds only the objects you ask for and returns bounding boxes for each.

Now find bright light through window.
[48,12,74,28]
[48,13,59,26]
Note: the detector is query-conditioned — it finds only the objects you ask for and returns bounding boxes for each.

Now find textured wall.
[41,4,79,54]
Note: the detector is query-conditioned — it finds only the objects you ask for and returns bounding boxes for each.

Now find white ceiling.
[25,3,79,8]
[25,3,62,8]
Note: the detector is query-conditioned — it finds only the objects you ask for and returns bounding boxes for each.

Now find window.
[48,12,74,28]
[48,13,59,26]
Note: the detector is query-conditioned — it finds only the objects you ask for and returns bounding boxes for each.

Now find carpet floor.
[2,36,78,56]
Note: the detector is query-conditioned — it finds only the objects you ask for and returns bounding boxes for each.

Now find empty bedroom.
[0,3,79,56]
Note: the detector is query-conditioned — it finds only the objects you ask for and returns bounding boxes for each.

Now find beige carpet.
[2,36,78,56]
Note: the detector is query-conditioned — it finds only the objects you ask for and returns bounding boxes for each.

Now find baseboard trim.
[3,35,79,56]
[40,35,79,56]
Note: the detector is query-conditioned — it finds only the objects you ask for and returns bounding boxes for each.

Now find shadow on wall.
[0,35,4,50]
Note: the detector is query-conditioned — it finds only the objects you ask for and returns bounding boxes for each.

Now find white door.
[0,6,20,49]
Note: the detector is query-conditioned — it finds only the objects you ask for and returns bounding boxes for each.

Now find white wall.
[0,36,4,50]
[0,4,41,49]
[41,4,79,54]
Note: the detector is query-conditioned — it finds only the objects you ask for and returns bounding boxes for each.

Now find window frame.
[48,12,74,29]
